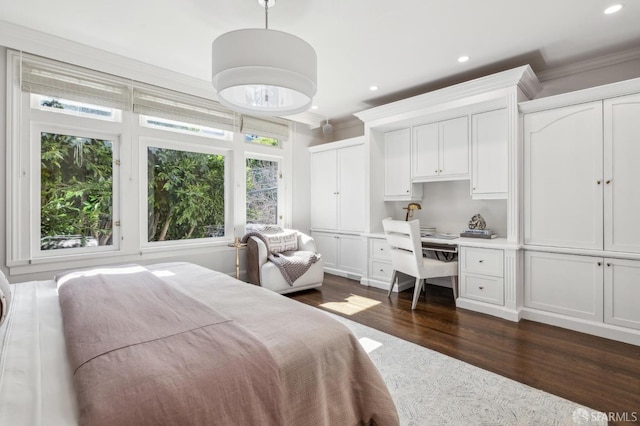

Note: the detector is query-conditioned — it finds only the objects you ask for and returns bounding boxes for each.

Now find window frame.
[32,122,121,257]
[139,135,232,251]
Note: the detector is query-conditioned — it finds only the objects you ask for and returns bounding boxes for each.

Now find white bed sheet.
[0,280,79,426]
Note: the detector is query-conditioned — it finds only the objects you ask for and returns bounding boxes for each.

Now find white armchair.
[246,231,324,294]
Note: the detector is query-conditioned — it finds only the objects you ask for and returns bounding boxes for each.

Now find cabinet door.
[523,101,603,250]
[439,116,469,177]
[337,234,364,275]
[310,150,337,230]
[412,122,439,180]
[472,108,508,198]
[384,128,412,197]
[604,93,640,253]
[338,144,365,232]
[524,251,603,321]
[604,258,640,330]
[312,232,337,269]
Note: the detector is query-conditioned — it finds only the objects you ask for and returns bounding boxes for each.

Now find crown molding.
[355,65,541,127]
[537,47,640,82]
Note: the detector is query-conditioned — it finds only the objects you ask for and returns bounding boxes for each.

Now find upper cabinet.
[523,91,640,254]
[471,108,508,199]
[310,138,366,233]
[412,116,469,182]
[383,128,423,201]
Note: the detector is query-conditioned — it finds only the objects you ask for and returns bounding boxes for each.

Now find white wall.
[390,180,508,236]
[0,47,7,279]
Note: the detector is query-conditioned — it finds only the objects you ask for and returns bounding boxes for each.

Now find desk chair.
[382,218,458,310]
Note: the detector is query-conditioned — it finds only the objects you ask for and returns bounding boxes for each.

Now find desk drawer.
[370,260,393,281]
[370,239,391,260]
[461,247,503,277]
[461,273,504,305]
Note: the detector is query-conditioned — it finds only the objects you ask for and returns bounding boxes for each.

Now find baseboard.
[360,277,413,293]
[520,308,640,346]
[456,298,521,322]
[324,268,362,281]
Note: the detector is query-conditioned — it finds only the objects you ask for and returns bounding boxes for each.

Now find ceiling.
[2,0,639,124]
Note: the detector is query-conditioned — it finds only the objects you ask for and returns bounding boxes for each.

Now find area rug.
[326,312,606,426]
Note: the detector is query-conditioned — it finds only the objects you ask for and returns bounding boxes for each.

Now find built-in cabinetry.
[383,128,422,201]
[521,86,640,345]
[471,108,508,199]
[309,137,365,278]
[459,246,504,306]
[412,116,469,181]
[312,231,364,278]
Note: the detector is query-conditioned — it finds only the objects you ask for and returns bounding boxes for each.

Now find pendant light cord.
[264,0,269,29]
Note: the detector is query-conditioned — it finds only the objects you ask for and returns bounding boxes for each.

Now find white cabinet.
[525,251,640,331]
[524,101,604,250]
[459,247,504,305]
[312,231,364,277]
[310,140,365,233]
[524,93,640,254]
[412,116,469,182]
[310,138,366,279]
[384,128,422,201]
[471,108,508,199]
[524,251,604,321]
[604,93,640,253]
[604,258,640,330]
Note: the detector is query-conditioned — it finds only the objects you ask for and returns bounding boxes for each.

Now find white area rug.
[328,312,606,426]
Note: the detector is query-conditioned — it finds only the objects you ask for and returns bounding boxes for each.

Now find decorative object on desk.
[403,202,422,221]
[228,237,248,280]
[468,213,486,230]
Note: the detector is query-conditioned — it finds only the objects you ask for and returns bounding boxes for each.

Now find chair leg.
[451,276,458,305]
[387,270,397,297]
[411,277,423,310]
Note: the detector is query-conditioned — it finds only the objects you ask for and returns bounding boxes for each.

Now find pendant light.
[211,0,317,116]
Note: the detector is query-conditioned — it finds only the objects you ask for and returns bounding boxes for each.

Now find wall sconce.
[403,203,422,221]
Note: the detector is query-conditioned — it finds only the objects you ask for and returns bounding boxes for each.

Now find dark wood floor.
[289,274,640,425]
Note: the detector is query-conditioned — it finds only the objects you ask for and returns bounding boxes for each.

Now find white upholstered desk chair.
[382,218,459,310]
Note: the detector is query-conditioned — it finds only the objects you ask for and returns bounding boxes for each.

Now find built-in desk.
[361,232,520,321]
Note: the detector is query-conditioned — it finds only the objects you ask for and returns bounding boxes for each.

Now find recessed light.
[458,55,470,63]
[604,4,623,14]
[311,105,318,110]
[369,85,379,91]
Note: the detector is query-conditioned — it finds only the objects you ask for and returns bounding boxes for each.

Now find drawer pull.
[478,260,484,263]
[606,262,611,267]
[379,269,384,272]
[597,262,602,266]
[478,286,485,290]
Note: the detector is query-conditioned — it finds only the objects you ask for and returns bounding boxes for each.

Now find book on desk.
[459,228,497,239]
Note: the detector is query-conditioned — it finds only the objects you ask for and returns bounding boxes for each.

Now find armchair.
[246,230,324,294]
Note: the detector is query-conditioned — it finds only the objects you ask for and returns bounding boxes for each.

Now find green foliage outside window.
[147,147,225,241]
[40,132,113,250]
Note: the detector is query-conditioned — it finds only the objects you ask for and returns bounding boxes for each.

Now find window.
[246,157,281,225]
[6,51,292,273]
[147,145,226,242]
[40,131,114,251]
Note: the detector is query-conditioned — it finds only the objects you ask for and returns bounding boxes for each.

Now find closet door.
[604,93,640,253]
[523,101,603,250]
[338,144,365,232]
[310,150,338,230]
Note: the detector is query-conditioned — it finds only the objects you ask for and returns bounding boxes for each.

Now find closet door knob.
[597,180,601,185]
[606,262,612,267]
[597,262,602,266]
[606,179,611,184]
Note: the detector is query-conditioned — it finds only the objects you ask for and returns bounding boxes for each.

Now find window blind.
[133,87,237,132]
[240,116,290,141]
[21,56,132,111]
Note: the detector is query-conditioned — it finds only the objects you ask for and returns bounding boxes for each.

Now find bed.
[0,262,398,426]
